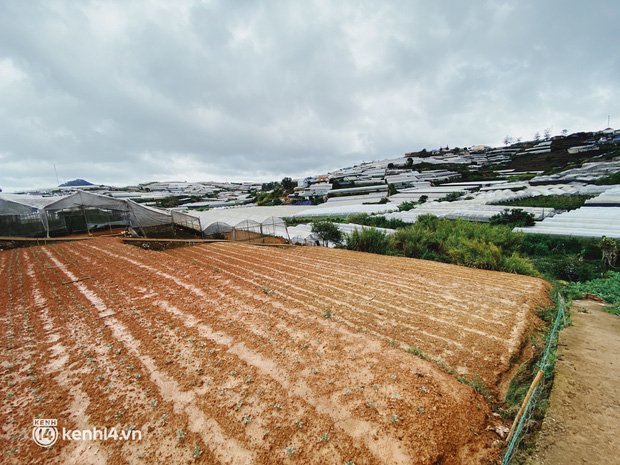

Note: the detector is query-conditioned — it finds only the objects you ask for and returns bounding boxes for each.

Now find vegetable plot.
[0,238,549,464]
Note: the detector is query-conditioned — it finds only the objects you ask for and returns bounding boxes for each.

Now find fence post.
[506,369,544,444]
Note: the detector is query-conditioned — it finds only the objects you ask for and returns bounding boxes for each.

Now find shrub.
[391,216,537,275]
[311,220,343,246]
[565,271,620,307]
[398,201,417,212]
[500,253,540,276]
[521,234,600,259]
[437,191,465,202]
[489,208,535,227]
[346,213,408,230]
[521,234,604,281]
[492,194,595,211]
[345,228,392,255]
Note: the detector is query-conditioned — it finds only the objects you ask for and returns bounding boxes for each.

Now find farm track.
[0,238,549,464]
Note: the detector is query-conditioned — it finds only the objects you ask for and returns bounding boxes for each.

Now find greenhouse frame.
[0,191,173,237]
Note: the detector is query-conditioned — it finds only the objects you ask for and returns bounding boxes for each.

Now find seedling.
[389,414,399,423]
[193,446,203,460]
[285,446,296,457]
[176,430,186,441]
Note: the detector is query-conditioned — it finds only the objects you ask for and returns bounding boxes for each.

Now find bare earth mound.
[0,238,549,464]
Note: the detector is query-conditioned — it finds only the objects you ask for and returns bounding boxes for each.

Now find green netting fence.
[501,294,567,464]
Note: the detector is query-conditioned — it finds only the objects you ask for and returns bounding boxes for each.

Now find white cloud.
[0,58,28,88]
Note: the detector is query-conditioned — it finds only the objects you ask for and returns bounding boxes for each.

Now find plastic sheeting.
[171,210,202,232]
[203,221,233,236]
[515,206,620,239]
[385,203,554,223]
[0,191,172,236]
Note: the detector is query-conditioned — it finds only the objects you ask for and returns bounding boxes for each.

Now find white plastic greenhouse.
[0,191,172,237]
[384,202,554,223]
[181,206,312,243]
[515,205,620,238]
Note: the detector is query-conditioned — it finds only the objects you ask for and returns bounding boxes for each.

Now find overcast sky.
[1,0,618,192]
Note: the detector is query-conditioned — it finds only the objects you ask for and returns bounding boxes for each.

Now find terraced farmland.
[1,238,550,464]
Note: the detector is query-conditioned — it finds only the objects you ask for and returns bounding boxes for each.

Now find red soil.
[0,238,550,464]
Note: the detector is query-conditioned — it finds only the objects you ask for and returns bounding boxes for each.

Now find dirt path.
[529,300,620,464]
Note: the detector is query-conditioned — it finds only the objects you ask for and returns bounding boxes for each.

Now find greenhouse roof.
[515,206,620,239]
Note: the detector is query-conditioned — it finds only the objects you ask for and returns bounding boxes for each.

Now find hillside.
[59,178,94,187]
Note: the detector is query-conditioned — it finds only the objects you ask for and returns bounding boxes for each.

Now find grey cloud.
[0,0,618,191]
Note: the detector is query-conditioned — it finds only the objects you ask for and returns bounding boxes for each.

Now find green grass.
[595,171,620,185]
[492,194,595,211]
[565,271,620,310]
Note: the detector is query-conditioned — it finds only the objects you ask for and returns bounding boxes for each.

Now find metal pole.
[81,205,91,236]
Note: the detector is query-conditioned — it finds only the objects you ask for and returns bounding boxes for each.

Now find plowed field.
[0,238,550,464]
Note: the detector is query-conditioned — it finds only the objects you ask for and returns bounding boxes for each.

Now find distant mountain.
[59,179,94,187]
